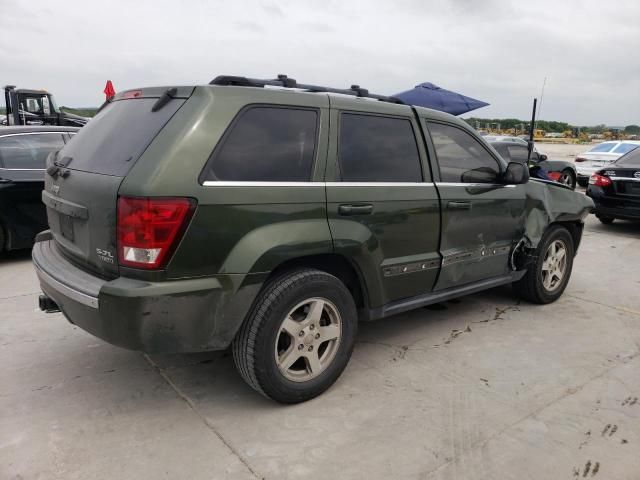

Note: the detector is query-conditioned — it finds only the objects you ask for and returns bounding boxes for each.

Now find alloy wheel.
[274,297,342,382]
[541,239,567,292]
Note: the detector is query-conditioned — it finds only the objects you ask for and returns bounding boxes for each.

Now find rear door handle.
[338,204,373,216]
[448,201,472,210]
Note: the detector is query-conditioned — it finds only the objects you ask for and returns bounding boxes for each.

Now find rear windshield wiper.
[151,87,178,112]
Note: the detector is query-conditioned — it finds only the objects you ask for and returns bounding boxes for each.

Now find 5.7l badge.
[96,248,115,264]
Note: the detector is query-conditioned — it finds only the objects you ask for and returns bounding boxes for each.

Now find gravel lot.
[2,213,639,480]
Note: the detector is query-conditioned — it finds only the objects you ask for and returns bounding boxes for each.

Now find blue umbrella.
[394,82,489,115]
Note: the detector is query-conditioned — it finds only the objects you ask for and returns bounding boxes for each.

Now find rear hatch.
[43,87,192,278]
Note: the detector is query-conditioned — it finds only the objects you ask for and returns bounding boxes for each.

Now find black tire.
[597,215,614,225]
[232,268,357,403]
[577,177,589,188]
[513,225,574,304]
[559,169,576,189]
[0,222,5,254]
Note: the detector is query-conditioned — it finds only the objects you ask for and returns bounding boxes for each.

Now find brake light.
[117,196,196,269]
[575,157,586,163]
[121,90,142,99]
[589,174,612,187]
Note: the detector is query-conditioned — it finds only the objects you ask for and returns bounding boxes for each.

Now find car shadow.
[144,284,519,409]
[0,248,33,265]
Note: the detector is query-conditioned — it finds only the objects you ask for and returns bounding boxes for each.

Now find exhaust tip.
[39,295,60,313]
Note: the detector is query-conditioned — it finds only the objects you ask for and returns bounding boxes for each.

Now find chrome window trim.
[435,182,516,188]
[202,181,324,187]
[0,131,70,138]
[202,181,436,187]
[0,166,45,172]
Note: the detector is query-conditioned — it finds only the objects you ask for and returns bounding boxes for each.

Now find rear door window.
[428,122,501,183]
[338,113,422,182]
[0,133,65,169]
[61,98,186,176]
[202,106,318,182]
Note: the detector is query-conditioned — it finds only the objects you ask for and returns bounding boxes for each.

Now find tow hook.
[39,295,60,313]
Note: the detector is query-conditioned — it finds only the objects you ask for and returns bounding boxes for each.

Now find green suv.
[33,75,593,403]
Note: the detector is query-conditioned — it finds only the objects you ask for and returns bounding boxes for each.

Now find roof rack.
[209,74,404,105]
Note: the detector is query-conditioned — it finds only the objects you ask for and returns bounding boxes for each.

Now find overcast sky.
[1,0,638,125]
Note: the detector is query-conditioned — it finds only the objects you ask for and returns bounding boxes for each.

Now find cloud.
[1,0,638,124]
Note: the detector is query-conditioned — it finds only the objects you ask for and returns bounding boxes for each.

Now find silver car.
[575,141,640,186]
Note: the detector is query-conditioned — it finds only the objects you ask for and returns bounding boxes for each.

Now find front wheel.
[232,268,357,403]
[559,169,576,189]
[513,225,574,304]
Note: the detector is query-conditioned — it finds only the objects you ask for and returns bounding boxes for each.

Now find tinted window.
[61,98,186,176]
[0,133,65,169]
[491,143,510,160]
[339,114,422,182]
[507,145,530,163]
[616,148,640,167]
[588,142,616,153]
[612,143,639,154]
[428,122,501,183]
[203,107,318,182]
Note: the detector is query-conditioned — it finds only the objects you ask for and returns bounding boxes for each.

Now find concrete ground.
[2,214,639,480]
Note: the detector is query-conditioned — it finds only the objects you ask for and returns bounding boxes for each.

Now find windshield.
[615,147,640,167]
[588,142,616,153]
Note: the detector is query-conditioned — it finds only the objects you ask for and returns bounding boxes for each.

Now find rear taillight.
[117,196,196,269]
[575,157,586,163]
[589,173,612,187]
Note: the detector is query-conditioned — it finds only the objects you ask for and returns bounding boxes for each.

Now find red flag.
[103,80,116,100]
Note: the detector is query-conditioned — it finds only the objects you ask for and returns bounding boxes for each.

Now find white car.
[575,141,640,186]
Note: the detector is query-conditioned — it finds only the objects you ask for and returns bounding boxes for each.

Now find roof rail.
[209,74,404,105]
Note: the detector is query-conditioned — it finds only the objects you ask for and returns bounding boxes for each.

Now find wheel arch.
[267,253,370,316]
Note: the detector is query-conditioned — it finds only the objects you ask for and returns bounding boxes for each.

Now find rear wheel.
[513,225,574,304]
[597,215,615,225]
[233,268,357,403]
[559,169,576,189]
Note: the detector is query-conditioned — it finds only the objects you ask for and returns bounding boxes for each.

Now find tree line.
[463,117,640,135]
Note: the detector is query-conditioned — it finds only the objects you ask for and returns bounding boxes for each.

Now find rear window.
[612,143,639,154]
[201,106,318,182]
[0,133,65,169]
[616,148,640,167]
[60,98,185,176]
[588,143,616,153]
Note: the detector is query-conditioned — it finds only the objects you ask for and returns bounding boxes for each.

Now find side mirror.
[539,154,548,161]
[504,162,529,184]
[461,167,499,184]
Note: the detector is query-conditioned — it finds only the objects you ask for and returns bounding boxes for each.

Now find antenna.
[536,77,547,129]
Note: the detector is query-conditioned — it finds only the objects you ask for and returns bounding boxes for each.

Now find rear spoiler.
[96,86,195,114]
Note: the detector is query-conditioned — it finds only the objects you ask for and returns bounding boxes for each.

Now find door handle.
[448,201,472,210]
[338,204,373,216]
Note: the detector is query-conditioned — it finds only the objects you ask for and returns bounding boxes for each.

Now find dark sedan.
[586,146,640,224]
[487,137,577,189]
[0,126,78,252]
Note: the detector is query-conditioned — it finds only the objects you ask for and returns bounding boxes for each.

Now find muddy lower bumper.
[32,235,263,353]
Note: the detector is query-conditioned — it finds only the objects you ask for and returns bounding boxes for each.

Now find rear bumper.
[586,188,640,220]
[33,235,264,353]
